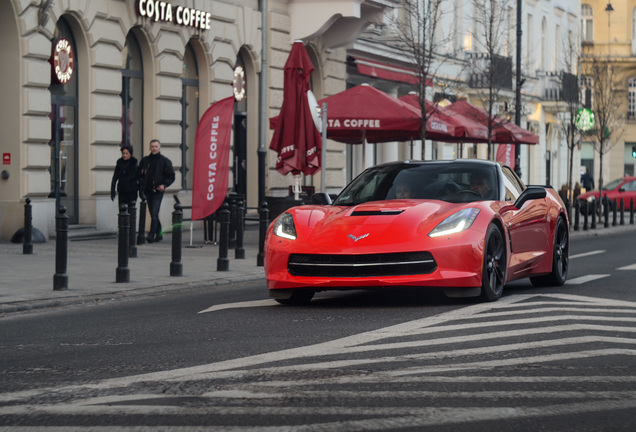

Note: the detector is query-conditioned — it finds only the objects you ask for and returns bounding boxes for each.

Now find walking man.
[139,139,175,243]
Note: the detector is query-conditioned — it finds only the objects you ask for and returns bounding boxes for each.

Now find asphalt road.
[1,231,636,430]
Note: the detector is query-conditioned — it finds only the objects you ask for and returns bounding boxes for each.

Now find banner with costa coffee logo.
[191,96,234,221]
[496,143,515,170]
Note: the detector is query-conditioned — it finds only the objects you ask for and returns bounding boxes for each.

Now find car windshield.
[603,178,624,190]
[333,163,498,206]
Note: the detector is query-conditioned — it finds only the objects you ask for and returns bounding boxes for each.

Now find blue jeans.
[146,191,164,240]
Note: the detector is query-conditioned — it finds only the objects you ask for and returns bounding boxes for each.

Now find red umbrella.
[443,100,538,144]
[399,94,471,142]
[269,41,321,175]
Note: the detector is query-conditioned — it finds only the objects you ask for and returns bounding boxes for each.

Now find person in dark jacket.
[139,139,175,243]
[111,144,139,207]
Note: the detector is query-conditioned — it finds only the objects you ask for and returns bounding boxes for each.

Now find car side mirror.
[619,187,625,192]
[514,187,546,209]
[310,192,332,205]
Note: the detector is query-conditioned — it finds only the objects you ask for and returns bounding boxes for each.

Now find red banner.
[192,96,234,221]
[496,144,515,170]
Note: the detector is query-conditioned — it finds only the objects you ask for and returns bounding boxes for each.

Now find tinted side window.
[501,166,524,201]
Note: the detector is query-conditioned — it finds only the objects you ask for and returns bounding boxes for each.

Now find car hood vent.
[350,210,404,216]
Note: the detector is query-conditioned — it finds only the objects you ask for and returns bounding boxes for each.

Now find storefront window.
[121,32,144,158]
[181,42,199,189]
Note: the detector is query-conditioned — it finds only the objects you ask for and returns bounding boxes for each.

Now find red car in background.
[265,159,569,305]
[577,176,636,214]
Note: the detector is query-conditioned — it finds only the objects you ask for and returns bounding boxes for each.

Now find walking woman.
[110,144,139,207]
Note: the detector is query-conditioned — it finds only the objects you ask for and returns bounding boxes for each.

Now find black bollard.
[129,200,138,257]
[170,202,183,276]
[23,198,33,254]
[257,201,269,267]
[53,206,69,291]
[573,199,580,231]
[116,203,130,283]
[603,194,609,228]
[235,200,246,259]
[228,198,237,249]
[612,198,617,226]
[591,200,596,229]
[137,196,147,245]
[631,198,635,225]
[620,198,625,225]
[217,202,230,271]
[583,200,589,231]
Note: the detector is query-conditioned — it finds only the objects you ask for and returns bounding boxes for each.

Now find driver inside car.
[469,172,492,198]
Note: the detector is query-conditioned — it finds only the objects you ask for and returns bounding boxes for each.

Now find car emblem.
[348,233,369,242]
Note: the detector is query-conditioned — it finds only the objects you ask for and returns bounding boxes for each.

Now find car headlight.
[429,208,480,238]
[273,212,297,240]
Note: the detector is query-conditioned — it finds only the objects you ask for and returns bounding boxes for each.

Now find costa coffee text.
[137,0,211,30]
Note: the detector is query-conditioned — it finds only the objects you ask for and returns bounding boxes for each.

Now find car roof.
[373,159,500,169]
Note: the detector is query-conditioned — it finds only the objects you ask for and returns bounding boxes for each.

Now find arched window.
[181,42,199,189]
[121,32,144,159]
[628,78,636,119]
[582,4,593,42]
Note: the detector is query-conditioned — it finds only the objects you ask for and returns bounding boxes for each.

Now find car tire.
[274,290,315,305]
[530,216,569,287]
[480,224,506,302]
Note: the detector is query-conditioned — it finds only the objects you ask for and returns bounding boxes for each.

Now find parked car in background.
[265,159,569,305]
[577,176,636,215]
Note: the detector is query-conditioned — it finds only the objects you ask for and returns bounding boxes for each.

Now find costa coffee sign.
[137,0,211,30]
[52,38,74,85]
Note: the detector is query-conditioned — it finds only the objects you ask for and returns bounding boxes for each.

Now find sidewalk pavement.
[0,224,265,315]
[1,219,635,315]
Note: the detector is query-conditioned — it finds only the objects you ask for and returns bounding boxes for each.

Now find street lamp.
[514,0,522,177]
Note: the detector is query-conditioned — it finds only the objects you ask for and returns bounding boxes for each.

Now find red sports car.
[265,160,569,304]
[577,176,636,215]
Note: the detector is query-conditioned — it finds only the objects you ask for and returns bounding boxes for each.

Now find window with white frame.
[582,4,593,42]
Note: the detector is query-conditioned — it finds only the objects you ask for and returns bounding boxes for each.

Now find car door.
[499,167,550,278]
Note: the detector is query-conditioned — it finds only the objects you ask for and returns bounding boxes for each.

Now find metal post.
[258,0,269,207]
[170,202,183,276]
[54,205,69,290]
[129,200,138,257]
[23,198,33,255]
[514,0,523,177]
[604,194,609,228]
[321,102,327,193]
[612,198,617,226]
[631,198,635,224]
[217,202,230,271]
[229,197,237,249]
[583,201,588,231]
[620,198,625,225]
[591,200,596,229]
[573,199,580,231]
[235,200,245,259]
[257,201,269,267]
[116,203,130,283]
[137,197,147,245]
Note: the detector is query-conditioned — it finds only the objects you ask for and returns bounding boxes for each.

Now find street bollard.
[235,200,246,259]
[620,198,625,225]
[23,198,33,255]
[228,198,237,249]
[54,205,69,291]
[257,201,269,267]
[612,198,617,226]
[573,199,580,231]
[137,196,147,245]
[170,202,183,277]
[631,198,635,225]
[603,194,609,228]
[591,200,596,229]
[129,200,138,257]
[217,202,230,271]
[116,203,130,283]
[583,201,589,231]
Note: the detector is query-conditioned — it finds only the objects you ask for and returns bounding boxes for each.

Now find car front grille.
[288,251,437,277]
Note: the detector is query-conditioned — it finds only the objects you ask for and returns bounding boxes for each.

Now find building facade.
[0,0,581,241]
[580,0,636,189]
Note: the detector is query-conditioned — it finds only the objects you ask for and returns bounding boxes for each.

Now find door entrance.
[49,94,78,223]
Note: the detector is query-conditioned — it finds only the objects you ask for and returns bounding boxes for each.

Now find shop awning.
[352,57,432,86]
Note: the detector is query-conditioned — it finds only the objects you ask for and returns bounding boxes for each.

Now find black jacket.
[139,153,175,194]
[111,156,139,198]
